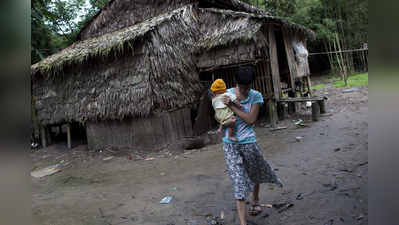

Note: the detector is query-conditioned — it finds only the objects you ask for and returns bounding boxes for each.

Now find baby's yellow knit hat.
[210,79,226,93]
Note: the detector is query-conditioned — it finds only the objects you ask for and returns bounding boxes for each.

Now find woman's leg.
[235,199,247,225]
[250,184,261,214]
[252,184,260,202]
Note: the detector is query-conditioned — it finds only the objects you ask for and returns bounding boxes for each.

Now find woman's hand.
[221,96,232,107]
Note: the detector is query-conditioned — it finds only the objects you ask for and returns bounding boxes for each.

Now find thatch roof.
[197,8,315,50]
[77,0,194,41]
[32,4,198,78]
[76,0,272,41]
[195,8,267,53]
[32,2,313,78]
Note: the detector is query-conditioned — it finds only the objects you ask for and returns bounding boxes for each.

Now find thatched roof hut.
[32,4,203,124]
[31,0,315,151]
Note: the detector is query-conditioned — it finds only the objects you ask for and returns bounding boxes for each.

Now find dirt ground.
[31,78,368,225]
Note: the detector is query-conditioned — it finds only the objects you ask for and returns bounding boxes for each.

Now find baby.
[211,79,243,142]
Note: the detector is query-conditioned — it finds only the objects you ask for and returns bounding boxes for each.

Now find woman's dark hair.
[235,66,256,85]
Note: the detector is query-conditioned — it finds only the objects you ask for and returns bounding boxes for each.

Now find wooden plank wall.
[282,26,298,93]
[267,23,282,102]
[197,42,256,69]
[86,108,193,151]
[208,64,269,98]
[194,90,216,135]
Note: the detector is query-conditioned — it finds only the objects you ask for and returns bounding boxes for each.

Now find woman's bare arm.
[230,103,260,126]
[222,96,260,126]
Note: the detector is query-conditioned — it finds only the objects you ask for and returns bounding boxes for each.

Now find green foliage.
[241,0,367,74]
[286,0,367,74]
[261,0,298,18]
[333,73,368,88]
[31,0,110,65]
[241,0,299,18]
[78,0,109,31]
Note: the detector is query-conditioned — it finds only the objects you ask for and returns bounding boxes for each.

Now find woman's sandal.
[249,204,261,215]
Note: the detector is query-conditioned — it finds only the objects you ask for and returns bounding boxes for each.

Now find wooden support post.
[300,81,304,97]
[318,100,326,113]
[67,122,71,149]
[45,125,52,145]
[263,101,267,114]
[269,100,277,127]
[277,102,286,121]
[41,125,47,148]
[31,133,35,145]
[266,23,280,127]
[260,61,267,98]
[293,101,298,113]
[224,68,227,88]
[265,60,277,128]
[300,77,306,108]
[254,64,260,92]
[312,101,319,122]
[289,91,297,113]
[306,75,313,97]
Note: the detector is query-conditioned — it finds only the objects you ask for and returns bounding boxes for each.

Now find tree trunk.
[335,32,347,85]
[332,33,342,75]
[45,125,52,145]
[67,122,71,149]
[323,39,334,73]
[41,125,47,148]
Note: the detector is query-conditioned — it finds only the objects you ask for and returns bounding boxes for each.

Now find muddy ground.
[31,80,368,225]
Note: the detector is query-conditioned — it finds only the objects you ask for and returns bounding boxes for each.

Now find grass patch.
[312,84,325,89]
[333,73,368,88]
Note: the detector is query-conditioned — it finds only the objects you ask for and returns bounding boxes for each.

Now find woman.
[217,66,283,225]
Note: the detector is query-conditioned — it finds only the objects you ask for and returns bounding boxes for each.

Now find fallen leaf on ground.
[356,213,364,220]
[280,214,291,221]
[324,219,333,225]
[297,191,314,199]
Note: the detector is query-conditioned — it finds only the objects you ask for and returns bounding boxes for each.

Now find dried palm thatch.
[196,8,267,53]
[199,8,315,40]
[32,4,204,125]
[77,0,194,41]
[193,8,314,69]
[32,4,198,78]
[77,0,273,41]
